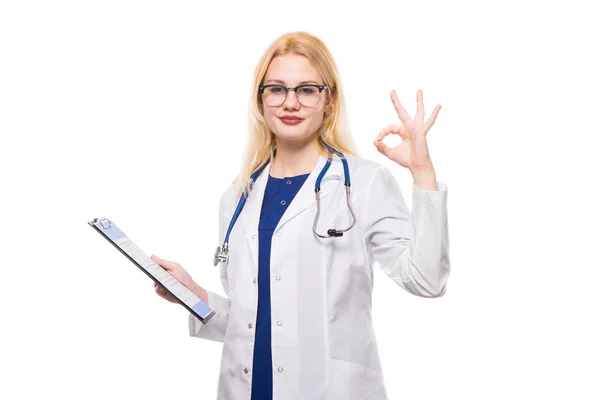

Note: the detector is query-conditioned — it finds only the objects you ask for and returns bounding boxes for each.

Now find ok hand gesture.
[374,89,441,173]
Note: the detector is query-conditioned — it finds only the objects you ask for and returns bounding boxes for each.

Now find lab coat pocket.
[326,358,386,399]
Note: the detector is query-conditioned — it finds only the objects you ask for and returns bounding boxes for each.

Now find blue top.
[250,171,310,400]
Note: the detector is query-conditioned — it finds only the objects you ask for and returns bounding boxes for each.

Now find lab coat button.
[277,320,282,326]
[253,278,257,284]
[244,367,249,374]
[278,367,283,373]
[275,275,281,281]
[248,323,253,329]
[280,200,286,205]
[277,232,282,237]
[252,234,257,239]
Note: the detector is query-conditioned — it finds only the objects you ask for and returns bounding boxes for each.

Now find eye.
[299,86,317,95]
[268,86,285,93]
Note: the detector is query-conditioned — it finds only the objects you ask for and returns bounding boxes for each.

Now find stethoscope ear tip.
[327,229,344,237]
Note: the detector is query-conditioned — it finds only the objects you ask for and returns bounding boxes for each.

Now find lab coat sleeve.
[361,164,450,297]
[188,194,232,342]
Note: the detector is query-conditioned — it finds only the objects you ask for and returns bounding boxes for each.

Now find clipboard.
[88,217,215,324]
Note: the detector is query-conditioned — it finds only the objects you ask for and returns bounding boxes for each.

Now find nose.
[282,89,300,110]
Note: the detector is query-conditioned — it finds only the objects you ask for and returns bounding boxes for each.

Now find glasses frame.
[259,84,329,107]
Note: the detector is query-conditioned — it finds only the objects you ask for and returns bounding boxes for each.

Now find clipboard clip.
[92,217,112,230]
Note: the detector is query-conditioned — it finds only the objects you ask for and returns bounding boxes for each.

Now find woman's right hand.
[151,254,196,304]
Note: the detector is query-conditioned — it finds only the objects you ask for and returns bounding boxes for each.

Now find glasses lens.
[262,86,286,107]
[296,85,321,107]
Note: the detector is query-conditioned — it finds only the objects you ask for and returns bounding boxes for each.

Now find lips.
[280,117,304,126]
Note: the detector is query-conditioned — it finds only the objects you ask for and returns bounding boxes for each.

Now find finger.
[151,254,177,271]
[415,89,424,123]
[423,104,442,133]
[373,139,394,159]
[377,124,406,141]
[160,288,175,302]
[157,285,171,299]
[390,90,412,124]
[376,124,399,140]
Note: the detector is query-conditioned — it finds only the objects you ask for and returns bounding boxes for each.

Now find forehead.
[264,54,322,85]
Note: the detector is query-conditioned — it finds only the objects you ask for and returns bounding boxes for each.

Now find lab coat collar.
[239,153,344,275]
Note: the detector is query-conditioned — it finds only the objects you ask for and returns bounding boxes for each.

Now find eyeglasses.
[259,84,329,107]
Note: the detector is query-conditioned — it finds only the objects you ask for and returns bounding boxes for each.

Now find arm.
[188,195,232,342]
[361,165,450,297]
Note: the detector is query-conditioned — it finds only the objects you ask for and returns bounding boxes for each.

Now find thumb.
[151,254,177,271]
[373,140,391,158]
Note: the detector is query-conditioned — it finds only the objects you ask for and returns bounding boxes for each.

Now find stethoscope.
[213,143,356,266]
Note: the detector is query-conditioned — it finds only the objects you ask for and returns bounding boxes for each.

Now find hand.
[374,89,441,172]
[151,254,196,304]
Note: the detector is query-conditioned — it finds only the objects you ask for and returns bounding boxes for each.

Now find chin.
[274,131,311,142]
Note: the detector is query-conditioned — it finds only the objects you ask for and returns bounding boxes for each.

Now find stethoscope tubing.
[213,144,355,266]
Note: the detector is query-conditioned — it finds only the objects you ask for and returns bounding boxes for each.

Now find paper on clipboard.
[88,217,215,324]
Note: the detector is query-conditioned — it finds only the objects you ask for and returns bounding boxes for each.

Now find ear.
[325,92,334,113]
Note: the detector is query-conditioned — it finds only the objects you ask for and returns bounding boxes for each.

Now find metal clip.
[213,243,229,266]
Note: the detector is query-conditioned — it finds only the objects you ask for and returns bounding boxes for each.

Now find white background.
[1,0,599,399]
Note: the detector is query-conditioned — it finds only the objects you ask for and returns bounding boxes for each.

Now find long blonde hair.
[234,31,358,197]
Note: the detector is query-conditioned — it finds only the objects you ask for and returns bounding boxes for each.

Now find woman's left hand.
[374,89,441,172]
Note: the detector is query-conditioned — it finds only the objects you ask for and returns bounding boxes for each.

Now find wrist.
[191,281,208,304]
[409,161,434,174]
[411,167,437,191]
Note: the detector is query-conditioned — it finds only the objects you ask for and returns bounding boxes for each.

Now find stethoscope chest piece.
[214,243,229,266]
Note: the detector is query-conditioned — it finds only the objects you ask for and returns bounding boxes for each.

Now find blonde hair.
[234,31,358,197]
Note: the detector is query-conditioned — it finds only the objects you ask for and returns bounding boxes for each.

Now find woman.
[152,31,449,400]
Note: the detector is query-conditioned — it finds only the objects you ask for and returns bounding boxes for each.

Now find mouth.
[279,116,304,125]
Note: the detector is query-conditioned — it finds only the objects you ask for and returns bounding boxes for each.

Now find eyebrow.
[265,79,320,85]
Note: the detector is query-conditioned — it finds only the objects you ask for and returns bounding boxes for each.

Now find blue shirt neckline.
[268,172,310,181]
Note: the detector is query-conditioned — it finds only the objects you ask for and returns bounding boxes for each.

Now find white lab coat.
[189,153,450,400]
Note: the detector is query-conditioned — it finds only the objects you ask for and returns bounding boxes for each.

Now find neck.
[270,137,321,178]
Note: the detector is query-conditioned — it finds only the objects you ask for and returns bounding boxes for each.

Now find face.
[260,54,331,144]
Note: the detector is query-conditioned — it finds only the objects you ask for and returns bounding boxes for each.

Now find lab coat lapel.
[239,161,271,278]
[275,154,341,232]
